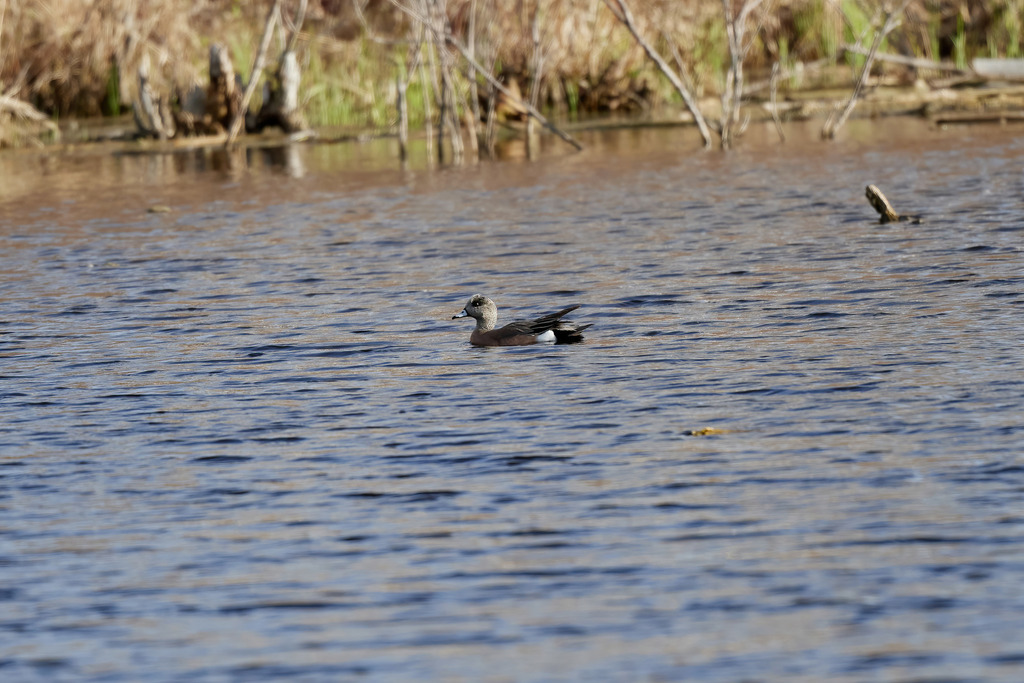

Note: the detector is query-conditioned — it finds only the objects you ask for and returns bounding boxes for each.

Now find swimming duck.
[452,294,591,346]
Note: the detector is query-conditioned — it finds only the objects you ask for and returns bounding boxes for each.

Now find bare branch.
[605,0,713,149]
[285,0,308,55]
[769,61,785,142]
[388,0,583,152]
[526,1,544,142]
[822,0,912,139]
[447,34,582,151]
[226,0,282,146]
[720,0,768,148]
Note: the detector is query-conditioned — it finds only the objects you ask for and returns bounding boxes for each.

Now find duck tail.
[553,323,592,344]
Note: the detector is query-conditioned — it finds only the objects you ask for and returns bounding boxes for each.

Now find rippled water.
[2,120,1023,682]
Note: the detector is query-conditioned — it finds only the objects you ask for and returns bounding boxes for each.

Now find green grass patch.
[302,40,443,130]
[692,15,727,95]
[953,15,968,70]
[103,63,120,116]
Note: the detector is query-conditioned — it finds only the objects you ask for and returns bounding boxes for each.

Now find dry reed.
[1,0,1021,133]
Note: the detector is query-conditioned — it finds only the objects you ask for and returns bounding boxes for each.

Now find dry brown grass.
[442,0,728,111]
[1,0,224,117]
[1,0,1021,128]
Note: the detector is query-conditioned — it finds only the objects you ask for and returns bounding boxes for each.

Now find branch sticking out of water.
[719,0,764,149]
[389,0,583,153]
[605,0,713,149]
[769,62,785,143]
[822,0,912,140]
[454,36,582,151]
[226,0,282,147]
[865,184,922,224]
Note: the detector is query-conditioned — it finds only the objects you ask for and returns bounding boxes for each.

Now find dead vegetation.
[1,0,1022,148]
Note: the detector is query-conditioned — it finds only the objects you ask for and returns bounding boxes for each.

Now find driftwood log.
[865,184,922,224]
[253,51,307,134]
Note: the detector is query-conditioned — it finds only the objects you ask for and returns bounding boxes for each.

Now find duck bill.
[452,309,468,320]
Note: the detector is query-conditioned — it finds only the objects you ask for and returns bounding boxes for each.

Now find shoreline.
[5,1,1024,152]
[16,78,1022,161]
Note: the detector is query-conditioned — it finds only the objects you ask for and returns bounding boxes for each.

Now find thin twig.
[0,0,8,67]
[466,0,481,131]
[660,29,697,97]
[435,0,464,161]
[526,2,544,141]
[353,0,408,45]
[397,20,426,161]
[285,0,308,55]
[427,0,463,162]
[483,55,498,156]
[419,58,434,156]
[390,0,583,151]
[226,0,282,147]
[769,61,785,142]
[720,0,765,149]
[397,74,408,160]
[447,34,581,151]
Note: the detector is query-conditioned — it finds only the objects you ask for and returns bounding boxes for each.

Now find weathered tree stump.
[173,85,207,137]
[205,44,243,134]
[130,0,306,144]
[132,54,175,140]
[865,184,922,224]
[254,51,307,134]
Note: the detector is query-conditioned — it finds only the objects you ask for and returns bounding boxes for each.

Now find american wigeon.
[452,294,591,346]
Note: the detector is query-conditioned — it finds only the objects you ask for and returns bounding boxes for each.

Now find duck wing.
[518,304,581,334]
[478,305,587,346]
